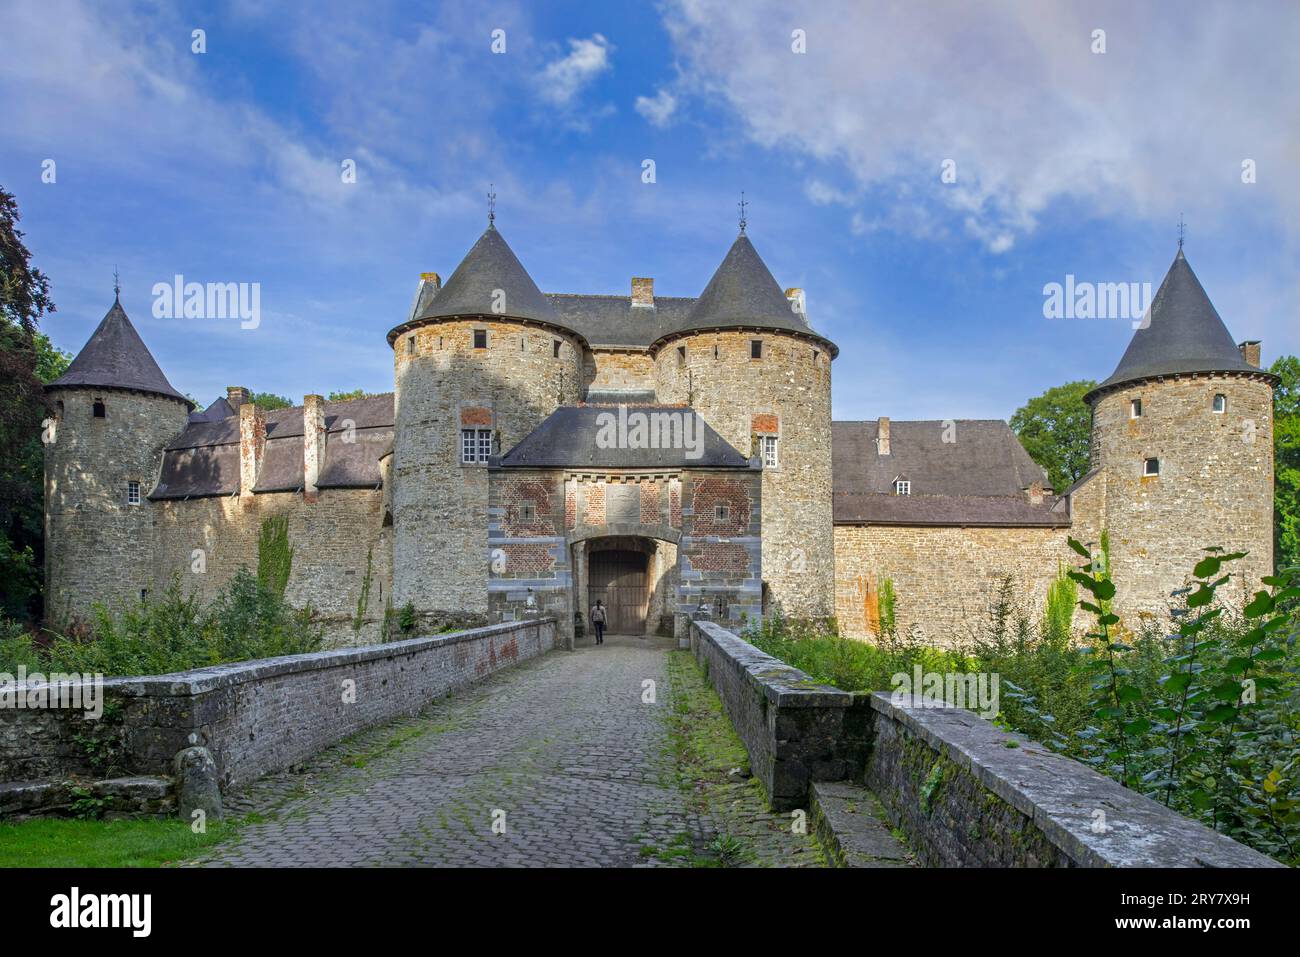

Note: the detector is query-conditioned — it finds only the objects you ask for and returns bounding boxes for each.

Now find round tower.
[651,232,838,619]
[1084,248,1278,624]
[44,295,192,624]
[387,224,586,615]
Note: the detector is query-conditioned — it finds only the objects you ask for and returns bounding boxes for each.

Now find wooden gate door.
[589,549,649,633]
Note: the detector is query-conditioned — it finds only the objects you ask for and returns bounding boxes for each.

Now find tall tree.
[1010,379,1096,493]
[0,186,62,621]
[1270,355,1300,572]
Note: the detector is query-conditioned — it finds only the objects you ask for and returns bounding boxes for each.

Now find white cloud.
[537,34,613,106]
[635,88,678,127]
[660,0,1300,253]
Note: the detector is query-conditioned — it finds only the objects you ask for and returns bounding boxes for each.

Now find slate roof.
[497,406,751,470]
[188,396,235,424]
[151,394,394,499]
[651,233,838,356]
[1085,249,1277,403]
[387,225,584,345]
[47,298,191,407]
[831,419,1067,527]
[546,294,694,348]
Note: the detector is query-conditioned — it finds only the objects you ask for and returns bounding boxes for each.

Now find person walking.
[591,600,607,645]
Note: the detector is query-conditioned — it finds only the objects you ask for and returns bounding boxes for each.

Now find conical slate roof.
[1086,249,1273,403]
[652,233,837,356]
[388,224,581,344]
[47,297,190,406]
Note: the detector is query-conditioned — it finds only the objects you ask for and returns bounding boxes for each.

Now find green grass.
[0,817,229,868]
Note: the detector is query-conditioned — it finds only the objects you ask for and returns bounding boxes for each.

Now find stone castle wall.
[1089,374,1274,626]
[391,318,583,615]
[43,388,190,624]
[585,348,654,393]
[833,524,1071,645]
[654,330,834,618]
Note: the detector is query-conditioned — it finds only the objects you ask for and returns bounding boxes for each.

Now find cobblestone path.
[189,634,827,867]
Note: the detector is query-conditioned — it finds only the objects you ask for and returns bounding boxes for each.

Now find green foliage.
[0,570,321,677]
[327,389,374,401]
[398,601,417,635]
[249,392,293,410]
[1272,355,1300,573]
[877,577,897,638]
[353,546,374,637]
[256,515,293,598]
[1009,379,1096,493]
[1042,562,1078,647]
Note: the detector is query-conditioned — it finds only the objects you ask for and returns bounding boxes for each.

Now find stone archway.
[571,531,679,645]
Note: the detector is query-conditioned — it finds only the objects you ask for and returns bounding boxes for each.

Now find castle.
[43,222,1277,647]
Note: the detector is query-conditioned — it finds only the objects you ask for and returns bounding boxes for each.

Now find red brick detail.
[751,413,779,435]
[692,478,750,535]
[670,483,681,528]
[692,542,750,573]
[565,485,576,530]
[460,406,492,426]
[640,481,660,524]
[584,483,606,525]
[500,479,553,537]
[502,543,555,575]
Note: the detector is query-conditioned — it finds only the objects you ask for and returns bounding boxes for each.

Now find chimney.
[631,277,654,308]
[408,272,442,322]
[1238,340,1262,368]
[227,385,251,409]
[875,416,891,456]
[303,394,326,504]
[785,287,806,320]
[1027,480,1045,506]
[239,402,266,507]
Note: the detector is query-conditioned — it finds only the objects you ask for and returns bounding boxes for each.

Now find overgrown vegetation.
[746,551,1300,866]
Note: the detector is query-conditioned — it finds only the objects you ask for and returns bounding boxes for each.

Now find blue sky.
[1,0,1297,420]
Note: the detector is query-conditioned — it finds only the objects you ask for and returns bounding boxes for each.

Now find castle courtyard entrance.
[589,549,649,633]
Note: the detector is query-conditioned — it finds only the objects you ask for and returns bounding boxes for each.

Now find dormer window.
[1143,457,1160,477]
[1130,398,1142,419]
[894,479,911,495]
[1213,393,1226,413]
[92,399,106,418]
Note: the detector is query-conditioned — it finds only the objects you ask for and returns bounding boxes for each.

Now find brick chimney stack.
[876,416,891,456]
[227,385,251,409]
[1238,340,1262,368]
[631,277,654,308]
[239,402,266,507]
[303,394,326,504]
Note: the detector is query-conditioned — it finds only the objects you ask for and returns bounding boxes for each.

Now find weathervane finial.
[113,266,120,302]
[738,191,748,234]
[1177,213,1186,250]
[487,184,497,227]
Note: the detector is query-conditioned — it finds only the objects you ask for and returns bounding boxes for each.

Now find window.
[1213,393,1226,413]
[126,481,141,505]
[406,336,415,355]
[714,504,730,523]
[761,435,779,468]
[1130,398,1142,419]
[519,503,536,522]
[92,399,106,418]
[677,345,686,367]
[750,339,763,359]
[713,344,719,359]
[894,479,911,495]
[553,340,561,358]
[1143,457,1160,477]
[473,329,487,349]
[461,428,492,464]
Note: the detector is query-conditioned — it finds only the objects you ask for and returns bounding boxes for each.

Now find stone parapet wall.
[0,619,555,794]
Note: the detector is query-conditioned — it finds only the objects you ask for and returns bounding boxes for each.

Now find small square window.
[473,329,487,349]
[894,480,911,496]
[519,503,536,522]
[92,399,106,418]
[461,428,493,464]
[126,481,141,505]
[714,504,730,523]
[1130,398,1142,419]
[1143,457,1160,477]
[1213,393,1226,413]
[750,340,763,359]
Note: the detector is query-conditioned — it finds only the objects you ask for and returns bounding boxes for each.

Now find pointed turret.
[1085,249,1276,403]
[388,224,584,344]
[47,297,190,406]
[653,232,837,356]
